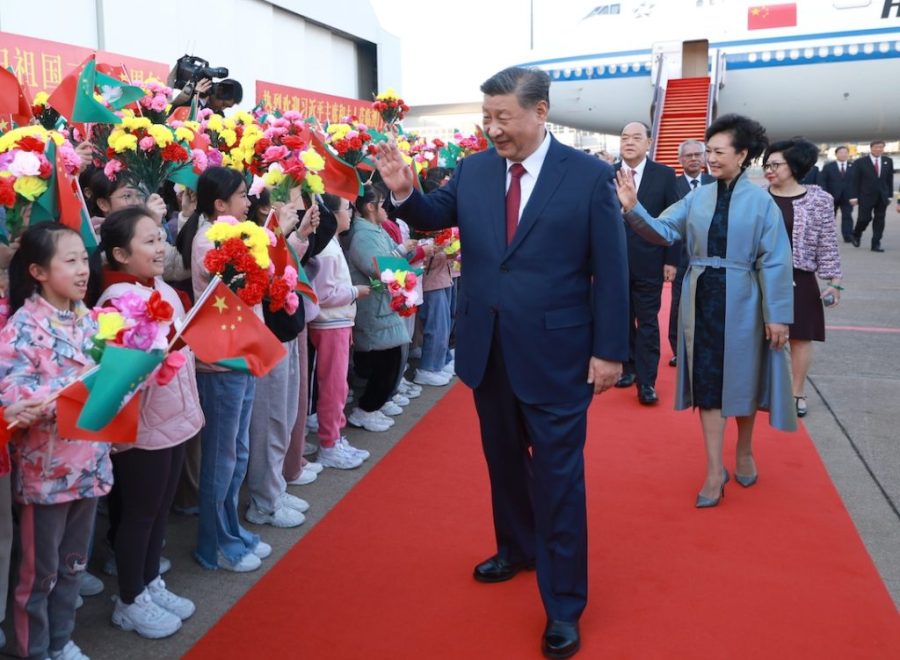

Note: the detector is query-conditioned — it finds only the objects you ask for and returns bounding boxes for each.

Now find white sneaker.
[340,437,370,461]
[442,360,455,374]
[392,393,410,407]
[252,541,272,559]
[104,555,171,577]
[304,461,324,474]
[246,504,305,528]
[306,413,319,432]
[286,468,317,485]
[414,369,451,386]
[50,640,90,659]
[217,551,261,572]
[347,408,392,432]
[380,401,404,416]
[373,410,395,426]
[318,443,364,469]
[111,590,182,639]
[279,492,310,513]
[147,576,195,620]
[79,571,104,597]
[400,378,422,398]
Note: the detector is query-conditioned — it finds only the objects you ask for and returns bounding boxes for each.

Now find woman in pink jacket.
[94,206,204,639]
[764,138,843,419]
[0,223,111,660]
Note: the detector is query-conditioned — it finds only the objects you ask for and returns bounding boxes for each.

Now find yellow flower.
[207,115,224,133]
[300,149,324,172]
[48,131,65,146]
[174,126,194,143]
[305,173,325,195]
[395,270,407,286]
[182,120,201,132]
[123,116,152,131]
[263,169,285,187]
[148,125,173,148]
[0,126,49,153]
[110,133,138,152]
[95,312,126,341]
[326,123,351,141]
[219,129,237,147]
[33,91,49,105]
[376,88,398,101]
[13,176,48,201]
[223,118,236,131]
[205,222,242,243]
[234,111,255,125]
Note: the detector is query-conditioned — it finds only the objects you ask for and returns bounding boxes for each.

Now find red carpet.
[188,291,900,659]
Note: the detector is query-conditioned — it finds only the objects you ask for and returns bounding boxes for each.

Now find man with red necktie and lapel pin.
[818,145,855,243]
[849,140,894,252]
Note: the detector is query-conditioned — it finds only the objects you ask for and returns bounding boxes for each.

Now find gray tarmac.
[3,186,897,660]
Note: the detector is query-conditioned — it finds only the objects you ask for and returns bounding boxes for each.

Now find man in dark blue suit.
[818,145,854,242]
[667,140,715,367]
[849,140,894,252]
[375,67,629,659]
[612,122,679,405]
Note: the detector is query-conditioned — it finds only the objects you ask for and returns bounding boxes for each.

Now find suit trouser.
[668,270,685,357]
[624,276,663,386]
[248,338,300,514]
[473,333,590,623]
[853,199,887,247]
[12,498,97,659]
[835,198,853,240]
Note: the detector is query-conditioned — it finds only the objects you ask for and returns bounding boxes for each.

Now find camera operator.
[170,77,242,116]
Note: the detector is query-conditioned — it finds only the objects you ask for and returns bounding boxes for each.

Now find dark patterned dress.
[771,192,826,342]
[691,176,740,409]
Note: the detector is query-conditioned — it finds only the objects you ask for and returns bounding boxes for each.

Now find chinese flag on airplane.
[747,3,797,30]
[181,280,286,377]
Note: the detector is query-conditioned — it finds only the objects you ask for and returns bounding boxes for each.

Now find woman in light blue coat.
[616,114,796,508]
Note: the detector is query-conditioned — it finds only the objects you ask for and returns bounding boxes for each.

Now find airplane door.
[682,40,709,78]
[652,41,682,83]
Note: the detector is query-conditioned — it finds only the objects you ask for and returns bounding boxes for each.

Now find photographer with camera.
[169,55,242,116]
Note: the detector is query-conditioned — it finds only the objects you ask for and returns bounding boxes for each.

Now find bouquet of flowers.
[325,116,374,166]
[454,131,490,158]
[0,127,77,240]
[195,109,265,173]
[91,290,185,386]
[248,111,325,203]
[370,267,422,317]
[435,227,462,272]
[30,91,62,130]
[372,88,410,126]
[137,79,174,124]
[103,109,197,194]
[203,216,299,313]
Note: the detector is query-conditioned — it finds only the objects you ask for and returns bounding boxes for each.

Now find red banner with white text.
[256,80,383,130]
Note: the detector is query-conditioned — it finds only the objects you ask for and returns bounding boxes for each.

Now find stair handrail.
[707,48,726,126]
[649,52,667,161]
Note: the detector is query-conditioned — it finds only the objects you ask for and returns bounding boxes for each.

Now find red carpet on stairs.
[188,286,900,660]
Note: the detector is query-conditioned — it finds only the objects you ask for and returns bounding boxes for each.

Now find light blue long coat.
[626,173,797,431]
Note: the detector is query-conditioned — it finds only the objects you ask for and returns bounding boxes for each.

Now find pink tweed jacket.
[790,185,842,279]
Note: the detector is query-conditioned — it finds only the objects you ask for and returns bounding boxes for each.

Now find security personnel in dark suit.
[818,145,854,242]
[849,140,894,252]
[613,122,679,404]
[668,140,715,367]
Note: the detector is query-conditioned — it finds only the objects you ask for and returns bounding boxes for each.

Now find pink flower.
[248,175,267,197]
[283,265,298,289]
[139,136,156,151]
[155,351,186,386]
[111,291,149,320]
[404,272,418,288]
[282,110,302,121]
[191,148,208,172]
[284,292,299,315]
[58,141,83,175]
[8,151,41,177]
[104,159,123,180]
[217,215,239,225]
[150,96,168,112]
[121,321,160,351]
[263,145,289,162]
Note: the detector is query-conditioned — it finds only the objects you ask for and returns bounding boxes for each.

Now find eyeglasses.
[682,152,704,159]
[763,161,788,172]
[112,190,146,203]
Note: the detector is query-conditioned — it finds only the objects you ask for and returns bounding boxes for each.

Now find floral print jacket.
[0,295,112,505]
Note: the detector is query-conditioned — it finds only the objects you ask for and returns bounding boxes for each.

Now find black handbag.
[263,301,305,342]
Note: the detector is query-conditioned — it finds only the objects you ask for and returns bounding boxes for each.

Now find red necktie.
[875,159,880,177]
[506,163,526,245]
[840,163,845,177]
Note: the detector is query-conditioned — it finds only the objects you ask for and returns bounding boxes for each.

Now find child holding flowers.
[93,207,203,639]
[0,223,111,660]
[175,167,271,572]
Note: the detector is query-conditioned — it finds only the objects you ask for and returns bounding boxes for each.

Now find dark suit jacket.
[394,135,629,404]
[675,172,715,200]
[818,160,852,203]
[800,165,820,186]
[849,155,894,205]
[615,159,679,279]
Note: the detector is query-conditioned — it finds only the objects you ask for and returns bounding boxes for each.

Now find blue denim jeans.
[419,287,453,372]
[195,371,260,569]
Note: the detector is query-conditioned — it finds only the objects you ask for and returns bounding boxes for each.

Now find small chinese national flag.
[181,281,286,377]
[748,3,797,30]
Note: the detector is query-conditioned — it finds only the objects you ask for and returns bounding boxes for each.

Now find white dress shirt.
[623,157,648,193]
[506,130,552,224]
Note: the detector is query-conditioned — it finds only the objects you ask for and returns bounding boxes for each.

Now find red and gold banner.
[0,31,169,96]
[256,80,383,130]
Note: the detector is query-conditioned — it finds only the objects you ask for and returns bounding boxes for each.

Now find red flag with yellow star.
[180,280,286,377]
[748,4,796,30]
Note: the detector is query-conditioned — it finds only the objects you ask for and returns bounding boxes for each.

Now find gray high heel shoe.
[695,469,729,508]
[735,472,758,488]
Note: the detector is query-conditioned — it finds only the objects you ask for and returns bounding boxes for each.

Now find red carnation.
[161,143,189,162]
[204,249,228,274]
[0,178,16,207]
[146,290,174,322]
[282,135,306,151]
[38,159,52,178]
[254,138,271,154]
[16,136,45,153]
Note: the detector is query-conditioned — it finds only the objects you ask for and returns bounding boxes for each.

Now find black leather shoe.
[668,356,677,367]
[638,384,658,405]
[615,373,636,388]
[843,236,852,243]
[542,620,580,659]
[473,555,535,583]
[851,236,860,247]
[872,246,885,252]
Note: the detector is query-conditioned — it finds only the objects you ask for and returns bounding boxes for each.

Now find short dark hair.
[213,79,243,104]
[175,166,246,269]
[622,121,651,138]
[480,67,550,109]
[705,113,768,168]
[100,206,156,271]
[764,138,819,181]
[870,140,885,147]
[835,145,849,153]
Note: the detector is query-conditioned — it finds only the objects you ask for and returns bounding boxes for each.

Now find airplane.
[517,0,900,142]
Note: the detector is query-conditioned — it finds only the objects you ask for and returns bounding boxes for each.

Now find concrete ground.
[2,187,897,660]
